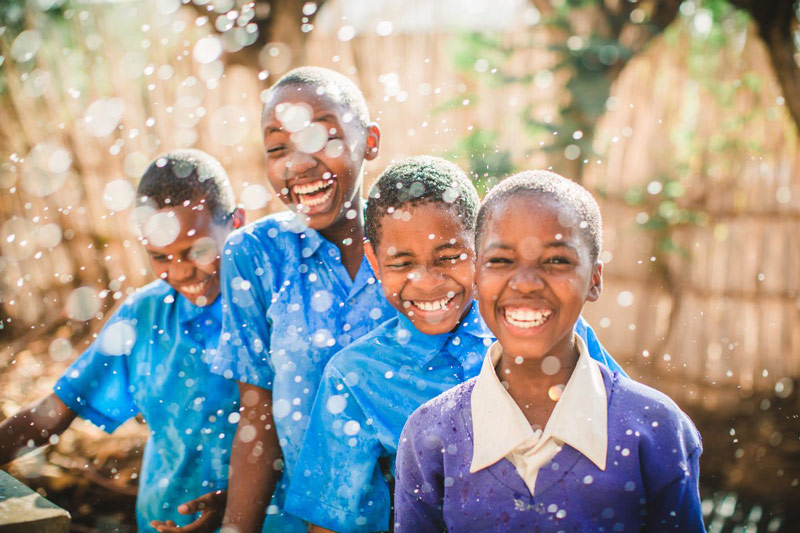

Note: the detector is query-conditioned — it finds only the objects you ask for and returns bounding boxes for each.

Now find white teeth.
[292,180,331,195]
[298,187,334,208]
[409,295,454,312]
[182,279,209,295]
[504,307,552,328]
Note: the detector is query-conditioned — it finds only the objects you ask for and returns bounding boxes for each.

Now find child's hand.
[150,490,227,533]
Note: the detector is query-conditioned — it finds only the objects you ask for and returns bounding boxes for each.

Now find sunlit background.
[0,0,798,530]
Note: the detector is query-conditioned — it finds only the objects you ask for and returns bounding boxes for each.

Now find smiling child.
[284,157,625,533]
[394,170,705,532]
[0,149,244,532]
[210,67,395,532]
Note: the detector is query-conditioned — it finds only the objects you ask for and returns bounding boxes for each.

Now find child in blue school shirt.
[395,171,705,532]
[210,67,395,532]
[284,156,626,533]
[0,150,247,532]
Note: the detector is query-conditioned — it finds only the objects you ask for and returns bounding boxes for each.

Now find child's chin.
[410,315,459,335]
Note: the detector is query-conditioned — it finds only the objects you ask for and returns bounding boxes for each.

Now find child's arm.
[221,382,282,533]
[644,447,705,530]
[0,393,77,466]
[394,416,446,533]
[284,363,388,532]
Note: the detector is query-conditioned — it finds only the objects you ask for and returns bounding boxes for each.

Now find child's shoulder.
[326,316,400,375]
[223,211,311,260]
[607,370,702,451]
[117,279,175,314]
[404,378,477,436]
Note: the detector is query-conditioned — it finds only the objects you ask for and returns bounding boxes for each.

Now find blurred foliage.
[447,129,514,196]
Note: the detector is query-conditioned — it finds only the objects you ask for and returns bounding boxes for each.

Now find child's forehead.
[378,202,474,242]
[265,83,349,120]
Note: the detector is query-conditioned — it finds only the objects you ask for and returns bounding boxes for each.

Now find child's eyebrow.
[544,241,578,251]
[482,242,514,253]
[312,113,338,124]
[433,242,467,253]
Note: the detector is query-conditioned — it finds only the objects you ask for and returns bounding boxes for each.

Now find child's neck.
[497,337,580,430]
[320,198,366,281]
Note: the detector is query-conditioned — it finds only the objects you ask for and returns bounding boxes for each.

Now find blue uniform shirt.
[54,280,239,532]
[285,302,624,532]
[211,212,394,528]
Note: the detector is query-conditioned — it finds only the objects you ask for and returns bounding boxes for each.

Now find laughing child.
[394,170,705,532]
[284,157,626,533]
[210,67,395,532]
[0,149,245,532]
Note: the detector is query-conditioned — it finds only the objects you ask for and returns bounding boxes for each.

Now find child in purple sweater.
[395,170,705,532]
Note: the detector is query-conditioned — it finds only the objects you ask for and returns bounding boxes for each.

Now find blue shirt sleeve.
[640,401,705,531]
[394,410,446,533]
[212,230,276,388]
[575,315,628,377]
[53,302,139,432]
[285,364,390,533]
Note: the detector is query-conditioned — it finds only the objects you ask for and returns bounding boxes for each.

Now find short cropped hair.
[261,66,370,130]
[365,156,480,249]
[476,170,603,262]
[136,149,235,223]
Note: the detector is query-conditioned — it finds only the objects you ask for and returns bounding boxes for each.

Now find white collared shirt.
[469,335,608,496]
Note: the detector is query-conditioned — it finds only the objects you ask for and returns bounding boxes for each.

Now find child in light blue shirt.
[211,67,394,532]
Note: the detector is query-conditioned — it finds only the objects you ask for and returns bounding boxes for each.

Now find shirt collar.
[176,289,222,326]
[393,301,493,366]
[469,335,608,474]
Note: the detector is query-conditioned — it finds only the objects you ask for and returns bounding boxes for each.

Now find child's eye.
[543,256,573,267]
[438,255,462,264]
[486,257,513,266]
[387,262,412,270]
[150,254,169,262]
[266,145,286,155]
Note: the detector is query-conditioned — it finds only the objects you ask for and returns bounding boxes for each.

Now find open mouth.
[404,292,458,314]
[181,277,211,296]
[291,176,335,211]
[503,306,552,329]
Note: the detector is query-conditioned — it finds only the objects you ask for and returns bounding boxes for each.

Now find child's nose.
[287,150,317,175]
[409,266,445,289]
[168,260,194,282]
[508,267,545,293]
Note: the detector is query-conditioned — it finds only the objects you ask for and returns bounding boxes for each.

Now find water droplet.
[100,320,137,356]
[343,420,361,435]
[311,290,333,312]
[616,291,634,307]
[548,384,564,401]
[273,399,291,419]
[324,139,345,158]
[49,338,75,362]
[66,286,102,321]
[83,98,124,138]
[10,30,42,63]
[292,122,327,153]
[337,25,356,42]
[276,103,312,133]
[144,211,181,247]
[241,184,271,210]
[37,223,62,248]
[102,179,136,212]
[193,35,222,64]
[541,356,560,375]
[375,21,393,37]
[326,395,347,414]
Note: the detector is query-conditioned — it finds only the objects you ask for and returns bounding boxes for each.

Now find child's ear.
[364,240,380,275]
[364,123,381,161]
[230,207,246,229]
[586,261,603,302]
